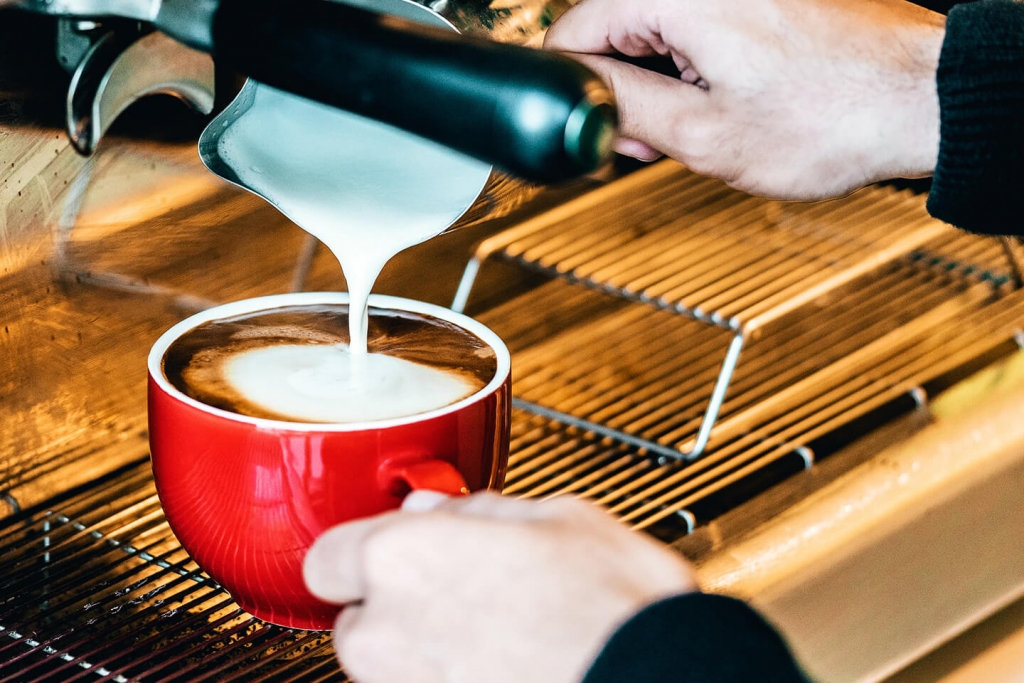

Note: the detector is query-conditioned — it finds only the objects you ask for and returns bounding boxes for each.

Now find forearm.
[927,0,1024,235]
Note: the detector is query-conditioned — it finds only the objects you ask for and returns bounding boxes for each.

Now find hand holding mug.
[148,293,511,629]
[304,492,698,683]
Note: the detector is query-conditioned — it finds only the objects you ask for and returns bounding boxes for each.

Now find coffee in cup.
[148,292,511,630]
[162,303,498,424]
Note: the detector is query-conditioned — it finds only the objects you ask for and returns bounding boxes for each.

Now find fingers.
[303,513,395,604]
[401,489,561,520]
[614,138,663,162]
[423,490,561,519]
[304,493,596,606]
[566,53,709,160]
[543,0,620,54]
[404,489,538,517]
[545,0,719,170]
[401,489,449,512]
[544,0,666,56]
[304,492,537,604]
[442,491,620,528]
[309,490,699,683]
[333,601,362,639]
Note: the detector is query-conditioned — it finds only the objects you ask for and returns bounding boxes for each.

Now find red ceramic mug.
[148,292,511,630]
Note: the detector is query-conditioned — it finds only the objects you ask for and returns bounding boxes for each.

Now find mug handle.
[379,458,470,497]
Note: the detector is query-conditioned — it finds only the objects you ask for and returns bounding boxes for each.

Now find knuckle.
[335,622,378,676]
[464,489,504,507]
[336,618,413,683]
[362,521,413,568]
[361,516,451,581]
[541,494,592,518]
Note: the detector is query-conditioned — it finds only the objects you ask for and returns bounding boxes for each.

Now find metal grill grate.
[454,162,951,326]
[6,161,1024,677]
[481,280,1024,532]
[459,160,1024,459]
[0,464,346,683]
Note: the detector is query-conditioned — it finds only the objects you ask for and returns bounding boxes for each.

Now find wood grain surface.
[0,124,570,517]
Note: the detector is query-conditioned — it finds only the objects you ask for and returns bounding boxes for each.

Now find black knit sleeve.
[581,593,814,683]
[926,0,1024,235]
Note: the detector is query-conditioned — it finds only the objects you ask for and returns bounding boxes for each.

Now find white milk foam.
[217,84,492,356]
[225,343,477,423]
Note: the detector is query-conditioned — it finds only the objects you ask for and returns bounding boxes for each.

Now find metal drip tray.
[462,161,1024,460]
[5,159,1024,680]
[0,464,344,682]
[480,279,1024,533]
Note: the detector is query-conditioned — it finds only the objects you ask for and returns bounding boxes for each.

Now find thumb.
[560,53,709,162]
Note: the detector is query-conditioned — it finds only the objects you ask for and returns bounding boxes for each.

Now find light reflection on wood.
[0,125,542,515]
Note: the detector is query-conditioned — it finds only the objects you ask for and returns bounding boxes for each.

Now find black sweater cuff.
[582,593,813,683]
[926,0,1024,235]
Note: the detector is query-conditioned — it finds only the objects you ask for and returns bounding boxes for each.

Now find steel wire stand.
[455,160,1022,462]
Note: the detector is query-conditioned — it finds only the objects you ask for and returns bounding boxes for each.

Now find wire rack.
[0,464,346,683]
[5,160,1024,679]
[457,160,1024,462]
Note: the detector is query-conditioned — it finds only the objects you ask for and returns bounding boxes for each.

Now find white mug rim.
[148,292,511,432]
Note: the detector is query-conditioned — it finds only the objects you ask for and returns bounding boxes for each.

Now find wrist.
[880,12,945,181]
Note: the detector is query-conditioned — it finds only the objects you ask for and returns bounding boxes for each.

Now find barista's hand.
[303,491,697,683]
[544,0,946,200]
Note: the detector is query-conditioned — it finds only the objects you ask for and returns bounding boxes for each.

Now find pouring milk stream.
[208,84,492,421]
[216,82,491,357]
[195,0,519,421]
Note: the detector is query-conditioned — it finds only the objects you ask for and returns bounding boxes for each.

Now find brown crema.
[162,304,497,423]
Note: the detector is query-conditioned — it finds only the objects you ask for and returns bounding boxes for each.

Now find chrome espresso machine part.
[3,0,617,183]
